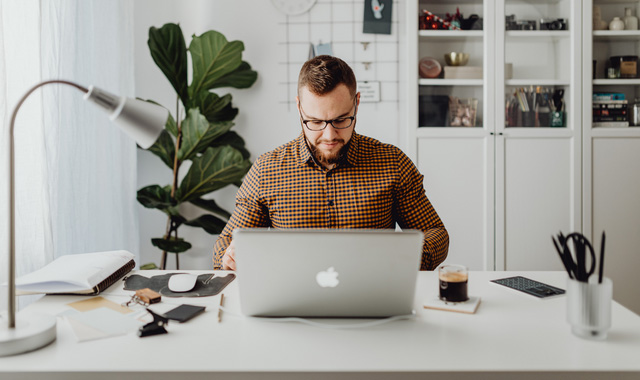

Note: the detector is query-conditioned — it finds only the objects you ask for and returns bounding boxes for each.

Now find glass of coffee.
[439,264,469,303]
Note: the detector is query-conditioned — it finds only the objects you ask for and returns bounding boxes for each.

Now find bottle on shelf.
[624,8,638,30]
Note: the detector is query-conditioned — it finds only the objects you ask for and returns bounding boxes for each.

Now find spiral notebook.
[14,250,135,295]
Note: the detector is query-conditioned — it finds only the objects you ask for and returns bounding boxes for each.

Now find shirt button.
[328,200,334,206]
[326,171,332,178]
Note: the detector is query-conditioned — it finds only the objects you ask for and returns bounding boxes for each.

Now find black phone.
[163,304,206,323]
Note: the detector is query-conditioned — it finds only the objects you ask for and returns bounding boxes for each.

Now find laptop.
[233,228,423,318]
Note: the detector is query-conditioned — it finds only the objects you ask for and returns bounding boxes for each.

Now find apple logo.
[316,267,339,288]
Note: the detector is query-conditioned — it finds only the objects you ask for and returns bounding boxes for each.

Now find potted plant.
[137,23,257,269]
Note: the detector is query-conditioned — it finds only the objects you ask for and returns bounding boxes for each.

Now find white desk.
[1,271,640,380]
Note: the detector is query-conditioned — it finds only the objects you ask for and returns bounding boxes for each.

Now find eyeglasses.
[299,99,357,131]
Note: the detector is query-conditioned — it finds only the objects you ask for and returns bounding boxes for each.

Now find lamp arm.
[7,80,88,329]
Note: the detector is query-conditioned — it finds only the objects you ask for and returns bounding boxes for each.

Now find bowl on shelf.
[444,52,469,66]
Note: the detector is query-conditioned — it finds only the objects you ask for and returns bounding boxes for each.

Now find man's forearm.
[421,226,449,270]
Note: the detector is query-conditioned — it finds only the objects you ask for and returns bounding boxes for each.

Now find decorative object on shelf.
[419,57,442,78]
[449,97,478,127]
[609,17,625,31]
[363,0,392,35]
[418,94,449,127]
[624,8,638,30]
[593,6,608,30]
[632,98,640,126]
[419,10,460,30]
[610,56,638,78]
[505,15,537,31]
[505,86,564,128]
[139,23,257,269]
[270,0,317,15]
[0,80,167,357]
[443,66,482,80]
[444,52,469,66]
[540,18,567,31]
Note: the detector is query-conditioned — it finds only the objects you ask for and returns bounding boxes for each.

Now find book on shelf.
[593,116,629,122]
[14,250,135,295]
[593,92,626,101]
[592,99,628,105]
[593,121,630,128]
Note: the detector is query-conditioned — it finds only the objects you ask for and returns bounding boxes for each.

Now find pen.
[599,232,606,284]
[218,293,224,323]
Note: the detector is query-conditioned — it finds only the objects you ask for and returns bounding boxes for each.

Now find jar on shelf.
[609,17,625,31]
[633,99,640,126]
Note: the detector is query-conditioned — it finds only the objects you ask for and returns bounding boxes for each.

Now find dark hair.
[298,55,357,98]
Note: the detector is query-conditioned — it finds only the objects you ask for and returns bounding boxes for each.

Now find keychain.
[123,288,161,307]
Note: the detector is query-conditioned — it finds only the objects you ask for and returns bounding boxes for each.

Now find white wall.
[134,0,403,269]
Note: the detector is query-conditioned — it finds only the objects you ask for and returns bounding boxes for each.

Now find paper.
[15,250,134,294]
[423,296,481,314]
[67,296,133,314]
[64,307,141,342]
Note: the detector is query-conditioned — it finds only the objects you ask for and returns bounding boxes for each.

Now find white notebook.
[14,250,135,295]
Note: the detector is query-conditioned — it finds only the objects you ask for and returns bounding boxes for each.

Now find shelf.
[418,30,483,40]
[593,79,640,85]
[419,78,483,86]
[593,30,640,41]
[415,127,487,139]
[590,127,640,138]
[505,31,570,39]
[506,79,570,86]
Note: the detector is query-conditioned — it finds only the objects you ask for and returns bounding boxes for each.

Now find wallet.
[163,304,206,323]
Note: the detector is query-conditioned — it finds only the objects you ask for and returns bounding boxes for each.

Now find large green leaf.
[188,30,244,96]
[189,197,232,219]
[191,91,238,122]
[147,130,176,169]
[210,61,258,90]
[209,131,251,159]
[177,145,250,202]
[184,214,227,234]
[137,185,173,210]
[178,108,234,161]
[148,23,189,106]
[151,237,192,253]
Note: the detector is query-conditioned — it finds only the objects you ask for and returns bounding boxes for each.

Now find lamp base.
[0,311,56,356]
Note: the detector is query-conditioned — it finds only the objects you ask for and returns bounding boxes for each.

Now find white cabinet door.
[417,134,494,270]
[496,134,579,271]
[590,137,640,313]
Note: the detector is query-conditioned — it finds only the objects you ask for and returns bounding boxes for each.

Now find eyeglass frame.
[298,96,358,131]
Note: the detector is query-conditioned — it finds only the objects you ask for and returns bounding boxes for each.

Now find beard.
[305,135,350,166]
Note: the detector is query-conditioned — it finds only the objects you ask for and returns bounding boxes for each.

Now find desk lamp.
[0,80,167,356]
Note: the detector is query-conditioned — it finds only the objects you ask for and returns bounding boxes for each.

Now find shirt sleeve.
[212,157,271,269]
[393,150,449,270]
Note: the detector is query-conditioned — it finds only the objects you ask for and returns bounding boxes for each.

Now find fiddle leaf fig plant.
[137,23,257,269]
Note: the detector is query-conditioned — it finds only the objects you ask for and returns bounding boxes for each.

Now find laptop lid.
[233,228,423,317]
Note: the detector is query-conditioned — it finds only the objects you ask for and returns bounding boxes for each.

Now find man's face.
[297,84,359,167]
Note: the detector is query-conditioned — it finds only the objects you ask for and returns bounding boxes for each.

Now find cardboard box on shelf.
[444,66,482,79]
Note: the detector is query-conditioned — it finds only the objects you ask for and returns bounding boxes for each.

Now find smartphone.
[163,304,206,322]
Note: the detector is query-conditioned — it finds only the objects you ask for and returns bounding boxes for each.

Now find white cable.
[217,306,417,329]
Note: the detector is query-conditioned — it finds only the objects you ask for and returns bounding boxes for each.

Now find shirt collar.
[296,132,361,168]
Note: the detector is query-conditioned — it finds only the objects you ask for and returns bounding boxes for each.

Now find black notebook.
[15,250,135,295]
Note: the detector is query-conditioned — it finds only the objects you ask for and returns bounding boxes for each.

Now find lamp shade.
[83,86,167,149]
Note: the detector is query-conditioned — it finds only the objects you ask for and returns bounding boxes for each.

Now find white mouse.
[168,273,198,292]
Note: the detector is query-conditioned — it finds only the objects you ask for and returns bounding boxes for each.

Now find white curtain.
[0,0,138,310]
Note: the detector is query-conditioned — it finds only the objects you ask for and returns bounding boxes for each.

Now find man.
[213,55,448,270]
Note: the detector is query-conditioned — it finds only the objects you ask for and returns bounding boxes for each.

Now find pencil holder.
[566,277,612,340]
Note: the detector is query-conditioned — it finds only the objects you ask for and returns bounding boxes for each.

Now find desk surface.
[2,271,640,380]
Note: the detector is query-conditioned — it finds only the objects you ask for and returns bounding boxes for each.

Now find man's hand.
[221,241,236,270]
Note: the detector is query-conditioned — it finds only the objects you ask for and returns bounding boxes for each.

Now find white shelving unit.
[405,0,581,271]
[583,0,640,314]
